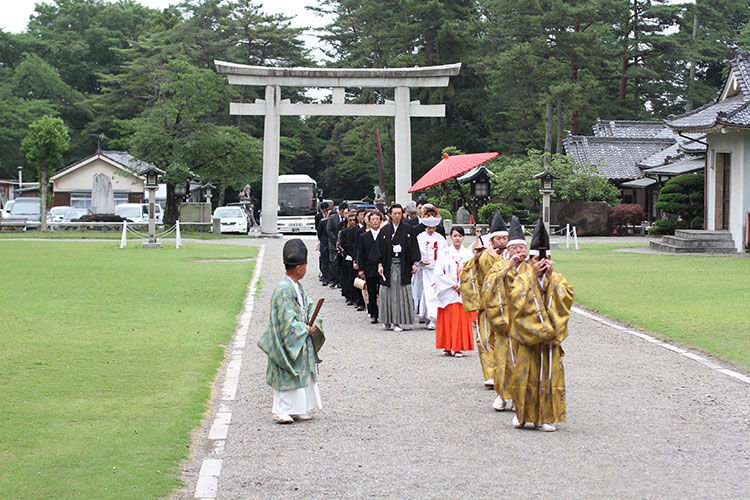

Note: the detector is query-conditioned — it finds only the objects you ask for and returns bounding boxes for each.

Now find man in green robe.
[258,239,324,424]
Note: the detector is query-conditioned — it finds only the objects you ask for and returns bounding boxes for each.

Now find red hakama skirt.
[435,302,475,352]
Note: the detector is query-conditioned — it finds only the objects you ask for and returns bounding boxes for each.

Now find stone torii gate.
[214,61,462,235]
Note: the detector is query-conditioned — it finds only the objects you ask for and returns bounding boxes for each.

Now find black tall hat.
[283,238,308,266]
[507,216,526,247]
[529,217,550,258]
[489,209,508,238]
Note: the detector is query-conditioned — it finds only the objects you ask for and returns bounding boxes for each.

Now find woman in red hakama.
[433,226,475,357]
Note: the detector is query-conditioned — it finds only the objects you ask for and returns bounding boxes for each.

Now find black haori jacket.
[370,222,420,287]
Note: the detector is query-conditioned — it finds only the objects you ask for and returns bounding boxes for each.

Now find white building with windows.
[50,151,152,208]
[666,50,750,252]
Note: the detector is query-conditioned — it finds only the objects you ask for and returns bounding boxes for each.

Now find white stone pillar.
[394,86,412,205]
[261,84,281,235]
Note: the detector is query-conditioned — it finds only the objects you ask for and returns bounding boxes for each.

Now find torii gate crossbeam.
[215,60,461,235]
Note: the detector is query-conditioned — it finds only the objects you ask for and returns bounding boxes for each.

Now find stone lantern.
[142,165,165,248]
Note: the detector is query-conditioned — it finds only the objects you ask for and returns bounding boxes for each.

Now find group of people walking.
[262,200,574,432]
[459,211,574,432]
[315,200,475,352]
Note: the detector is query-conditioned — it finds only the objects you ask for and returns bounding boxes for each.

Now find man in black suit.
[326,201,348,287]
[340,212,364,309]
[356,210,384,323]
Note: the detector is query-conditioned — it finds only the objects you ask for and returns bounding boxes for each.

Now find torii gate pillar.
[394,86,412,209]
[215,61,462,235]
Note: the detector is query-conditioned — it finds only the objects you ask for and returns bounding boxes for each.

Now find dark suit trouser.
[319,248,329,282]
[365,275,380,320]
[342,259,353,300]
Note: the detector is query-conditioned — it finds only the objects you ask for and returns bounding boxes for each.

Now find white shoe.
[537,423,556,432]
[453,351,464,358]
[512,415,525,429]
[383,323,391,330]
[484,379,495,388]
[273,413,293,424]
[392,324,403,332]
[427,321,436,330]
[493,395,506,411]
[293,414,312,421]
[506,399,515,411]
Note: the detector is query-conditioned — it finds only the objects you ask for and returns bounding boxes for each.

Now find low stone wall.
[557,202,613,236]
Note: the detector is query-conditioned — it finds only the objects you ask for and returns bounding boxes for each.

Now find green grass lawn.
[0,230,252,239]
[554,243,750,371]
[0,240,258,499]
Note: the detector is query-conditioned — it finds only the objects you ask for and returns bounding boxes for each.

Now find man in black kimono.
[340,212,364,310]
[356,210,384,324]
[372,203,420,332]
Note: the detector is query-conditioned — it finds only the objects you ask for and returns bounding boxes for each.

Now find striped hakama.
[379,261,415,325]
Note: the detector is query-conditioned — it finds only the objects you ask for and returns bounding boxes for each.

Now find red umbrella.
[408,152,498,193]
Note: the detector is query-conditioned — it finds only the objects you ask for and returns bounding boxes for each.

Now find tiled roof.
[592,119,665,138]
[665,95,748,132]
[56,150,154,177]
[100,151,154,175]
[643,158,704,176]
[563,135,675,181]
[666,51,750,131]
[730,50,750,97]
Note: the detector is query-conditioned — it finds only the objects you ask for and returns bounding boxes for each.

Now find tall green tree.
[21,115,70,232]
[125,60,262,225]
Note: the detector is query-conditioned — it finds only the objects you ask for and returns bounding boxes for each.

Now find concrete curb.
[193,244,266,499]
[572,305,750,385]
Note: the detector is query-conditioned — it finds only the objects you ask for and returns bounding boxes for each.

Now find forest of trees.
[2,0,750,217]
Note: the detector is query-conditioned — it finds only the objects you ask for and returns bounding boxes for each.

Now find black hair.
[339,201,349,211]
[450,225,465,236]
[388,203,403,214]
[284,262,303,271]
[357,207,367,215]
[369,210,383,220]
[320,202,330,210]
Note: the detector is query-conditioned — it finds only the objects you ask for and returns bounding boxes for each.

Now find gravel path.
[178,236,750,500]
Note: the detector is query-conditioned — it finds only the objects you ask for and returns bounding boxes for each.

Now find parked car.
[227,202,255,227]
[62,208,92,222]
[114,203,163,224]
[1,200,15,219]
[7,198,41,225]
[213,206,249,234]
[47,205,71,223]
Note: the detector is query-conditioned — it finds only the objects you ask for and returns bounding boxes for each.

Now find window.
[70,193,91,209]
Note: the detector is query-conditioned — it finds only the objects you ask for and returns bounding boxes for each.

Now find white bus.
[277,174,318,233]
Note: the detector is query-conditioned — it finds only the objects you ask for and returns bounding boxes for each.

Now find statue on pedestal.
[239,184,252,203]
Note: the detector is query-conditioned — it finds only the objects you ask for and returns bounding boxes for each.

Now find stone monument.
[91,173,115,214]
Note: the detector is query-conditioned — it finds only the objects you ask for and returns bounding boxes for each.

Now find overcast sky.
[2,0,333,59]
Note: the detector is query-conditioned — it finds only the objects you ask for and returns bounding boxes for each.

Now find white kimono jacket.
[414,230,447,321]
[434,244,474,308]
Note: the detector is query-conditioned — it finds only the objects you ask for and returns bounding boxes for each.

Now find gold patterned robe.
[484,260,530,399]
[460,251,500,381]
[507,270,573,424]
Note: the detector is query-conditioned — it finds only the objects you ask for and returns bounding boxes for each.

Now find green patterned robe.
[258,277,324,391]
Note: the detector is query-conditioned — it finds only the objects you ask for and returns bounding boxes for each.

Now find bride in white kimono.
[415,215,446,329]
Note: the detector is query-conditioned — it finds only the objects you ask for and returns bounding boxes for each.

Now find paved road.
[178,236,750,499]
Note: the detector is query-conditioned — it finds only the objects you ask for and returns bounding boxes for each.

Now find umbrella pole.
[453,177,483,245]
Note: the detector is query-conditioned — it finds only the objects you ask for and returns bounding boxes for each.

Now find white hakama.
[272,373,322,416]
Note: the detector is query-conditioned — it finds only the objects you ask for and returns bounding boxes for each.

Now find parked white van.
[115,203,163,224]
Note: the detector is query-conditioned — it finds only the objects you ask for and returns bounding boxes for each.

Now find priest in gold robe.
[460,210,508,388]
[507,219,573,432]
[484,216,530,412]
